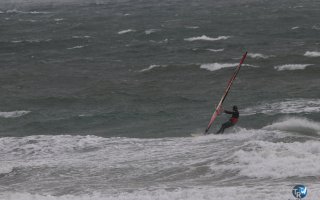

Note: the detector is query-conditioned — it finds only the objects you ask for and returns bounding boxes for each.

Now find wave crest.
[184,35,230,42]
[247,53,271,59]
[0,110,30,118]
[242,99,320,116]
[304,51,320,57]
[225,140,320,178]
[263,117,320,135]
[200,63,257,71]
[274,64,312,71]
[139,64,167,72]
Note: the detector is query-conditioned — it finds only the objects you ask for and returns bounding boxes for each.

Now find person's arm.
[224,110,233,114]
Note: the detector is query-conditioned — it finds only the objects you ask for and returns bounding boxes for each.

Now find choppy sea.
[0,0,320,199]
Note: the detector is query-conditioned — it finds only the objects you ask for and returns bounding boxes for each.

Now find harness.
[230,117,238,124]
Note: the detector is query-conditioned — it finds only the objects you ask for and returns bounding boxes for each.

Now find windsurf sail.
[205,52,247,134]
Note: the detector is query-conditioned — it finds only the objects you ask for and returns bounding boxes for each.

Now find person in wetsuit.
[216,105,239,134]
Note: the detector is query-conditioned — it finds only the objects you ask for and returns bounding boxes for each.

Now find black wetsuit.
[216,109,239,134]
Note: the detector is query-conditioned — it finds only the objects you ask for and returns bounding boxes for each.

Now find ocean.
[0,0,320,199]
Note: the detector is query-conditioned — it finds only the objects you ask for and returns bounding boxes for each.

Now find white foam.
[0,110,30,118]
[140,65,167,72]
[221,140,320,178]
[184,35,230,42]
[274,64,313,71]
[72,35,91,39]
[184,26,199,29]
[247,53,270,59]
[54,18,64,22]
[2,134,320,197]
[200,63,256,71]
[11,40,23,43]
[6,9,49,14]
[0,163,14,174]
[304,51,320,57]
[291,26,300,30]
[145,29,159,35]
[312,25,320,30]
[200,63,238,71]
[159,38,168,44]
[67,45,85,50]
[263,117,320,135]
[206,48,224,52]
[11,39,51,43]
[242,98,320,116]
[19,19,37,23]
[204,127,286,141]
[118,29,136,34]
[2,185,319,200]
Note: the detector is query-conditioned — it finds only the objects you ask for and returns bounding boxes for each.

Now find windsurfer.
[216,105,239,134]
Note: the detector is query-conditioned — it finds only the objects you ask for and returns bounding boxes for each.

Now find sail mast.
[205,52,247,133]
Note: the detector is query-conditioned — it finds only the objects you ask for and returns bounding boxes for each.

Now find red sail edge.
[205,52,248,134]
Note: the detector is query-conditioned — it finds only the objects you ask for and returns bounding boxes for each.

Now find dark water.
[0,0,320,199]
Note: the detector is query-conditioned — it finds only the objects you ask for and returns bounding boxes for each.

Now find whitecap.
[140,65,167,72]
[159,38,168,44]
[6,9,49,14]
[72,35,91,39]
[11,40,23,43]
[0,110,30,118]
[11,39,51,43]
[145,29,159,35]
[67,45,85,50]
[19,19,37,23]
[54,18,64,22]
[206,48,224,52]
[312,25,320,30]
[118,29,136,34]
[200,63,237,71]
[184,35,230,42]
[291,26,300,30]
[304,51,320,57]
[0,164,14,174]
[247,53,270,59]
[263,117,320,135]
[274,64,312,71]
[200,63,255,71]
[0,186,309,200]
[242,98,320,116]
[185,26,199,29]
[219,139,320,178]
[6,9,21,14]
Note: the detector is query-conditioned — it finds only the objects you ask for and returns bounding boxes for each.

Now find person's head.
[233,105,238,111]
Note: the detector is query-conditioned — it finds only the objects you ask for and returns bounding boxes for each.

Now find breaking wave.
[304,51,320,57]
[118,29,136,34]
[145,29,160,35]
[219,139,320,178]
[0,110,30,118]
[139,64,167,72]
[0,185,310,200]
[274,64,313,71]
[206,48,224,52]
[242,98,320,116]
[263,117,320,135]
[67,45,86,50]
[184,35,230,42]
[200,63,257,71]
[247,53,271,59]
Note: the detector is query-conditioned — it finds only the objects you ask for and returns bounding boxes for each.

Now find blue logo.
[292,185,307,199]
